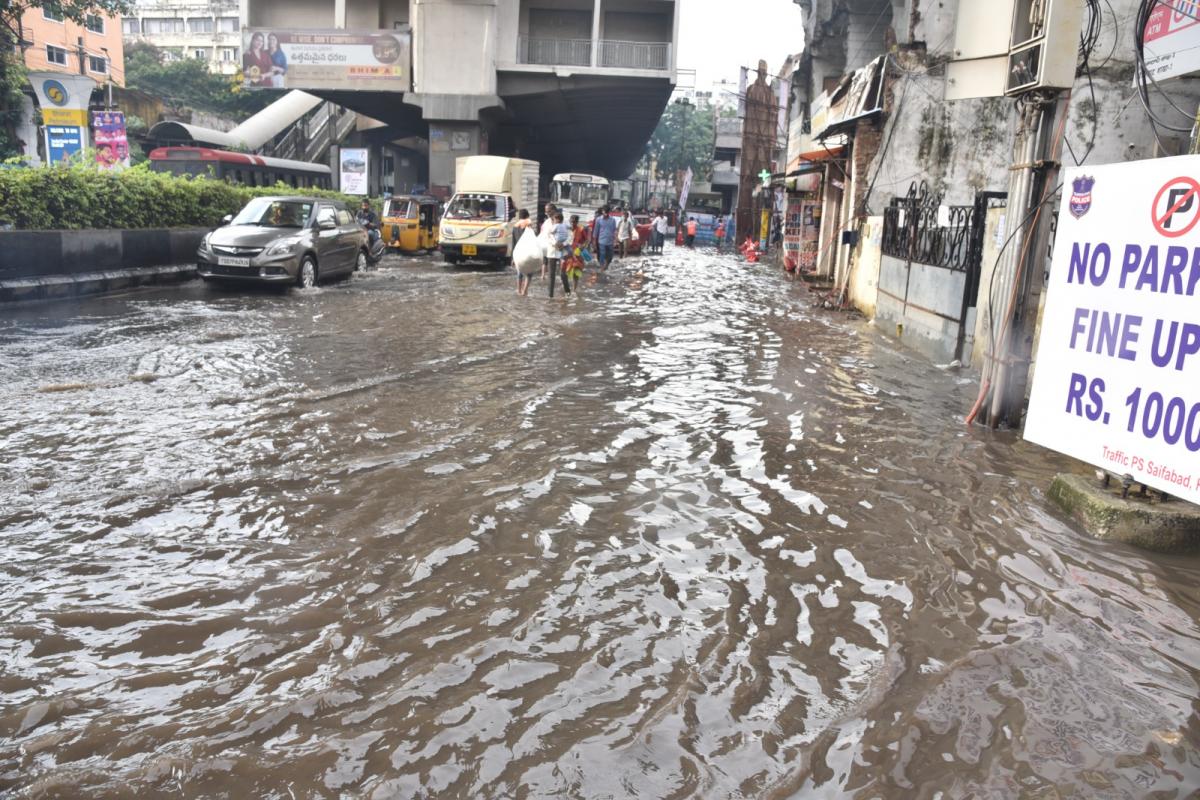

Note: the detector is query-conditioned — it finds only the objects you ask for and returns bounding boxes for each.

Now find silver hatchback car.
[197,196,369,288]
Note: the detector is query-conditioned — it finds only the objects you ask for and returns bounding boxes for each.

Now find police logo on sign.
[1069,175,1094,219]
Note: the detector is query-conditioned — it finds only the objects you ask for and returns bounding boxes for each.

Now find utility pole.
[962,0,1085,430]
[982,92,1068,428]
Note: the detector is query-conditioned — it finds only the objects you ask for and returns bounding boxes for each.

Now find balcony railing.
[518,36,591,67]
[516,36,671,71]
[599,40,670,70]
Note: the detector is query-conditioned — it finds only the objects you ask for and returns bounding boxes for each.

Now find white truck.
[439,156,540,265]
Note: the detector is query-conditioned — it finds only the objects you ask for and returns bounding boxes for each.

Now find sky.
[676,0,806,94]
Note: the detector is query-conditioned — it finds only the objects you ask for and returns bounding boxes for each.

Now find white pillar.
[591,0,601,68]
[335,0,347,29]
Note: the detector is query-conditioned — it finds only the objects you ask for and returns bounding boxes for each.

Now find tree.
[125,41,275,121]
[644,99,715,183]
[0,0,131,158]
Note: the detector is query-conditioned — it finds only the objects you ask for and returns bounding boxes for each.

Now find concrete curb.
[1048,473,1200,552]
[0,228,206,302]
[0,264,197,304]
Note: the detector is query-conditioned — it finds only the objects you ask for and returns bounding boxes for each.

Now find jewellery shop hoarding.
[241,28,411,91]
[1024,155,1200,504]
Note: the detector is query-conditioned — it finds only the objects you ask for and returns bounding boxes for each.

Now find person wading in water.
[513,208,534,296]
[563,214,590,296]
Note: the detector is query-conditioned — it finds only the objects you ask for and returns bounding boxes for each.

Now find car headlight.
[441,226,455,238]
[198,233,213,253]
[264,237,301,256]
[486,228,503,240]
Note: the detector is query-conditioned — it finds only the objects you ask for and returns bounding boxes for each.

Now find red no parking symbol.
[1152,176,1200,238]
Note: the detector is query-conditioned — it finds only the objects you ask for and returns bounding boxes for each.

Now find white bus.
[549,173,611,221]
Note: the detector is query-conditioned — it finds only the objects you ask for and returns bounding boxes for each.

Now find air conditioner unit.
[945,0,1085,100]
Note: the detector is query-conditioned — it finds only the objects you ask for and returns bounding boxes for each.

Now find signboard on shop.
[42,108,88,126]
[1143,1,1200,82]
[242,29,411,90]
[1024,156,1200,504]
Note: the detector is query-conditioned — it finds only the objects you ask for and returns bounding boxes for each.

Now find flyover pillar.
[427,121,481,196]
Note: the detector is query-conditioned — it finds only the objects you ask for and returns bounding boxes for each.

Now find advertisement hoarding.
[784,195,821,269]
[1024,155,1200,504]
[46,125,84,164]
[339,147,369,195]
[92,111,130,169]
[241,29,411,91]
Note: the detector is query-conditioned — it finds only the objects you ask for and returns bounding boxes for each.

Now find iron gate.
[881,181,1007,359]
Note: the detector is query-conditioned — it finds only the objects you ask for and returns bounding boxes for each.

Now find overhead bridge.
[240,0,679,190]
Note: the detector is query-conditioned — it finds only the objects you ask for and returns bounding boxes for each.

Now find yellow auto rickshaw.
[383,195,440,252]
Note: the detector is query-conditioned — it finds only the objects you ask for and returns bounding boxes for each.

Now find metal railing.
[518,36,591,67]
[599,40,670,70]
[882,181,977,272]
[259,101,357,165]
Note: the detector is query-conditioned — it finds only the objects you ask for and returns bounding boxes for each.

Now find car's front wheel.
[298,256,318,289]
[355,249,367,272]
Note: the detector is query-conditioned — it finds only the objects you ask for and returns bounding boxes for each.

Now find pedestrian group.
[510,206,739,298]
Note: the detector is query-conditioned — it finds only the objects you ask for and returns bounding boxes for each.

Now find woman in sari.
[563,214,590,296]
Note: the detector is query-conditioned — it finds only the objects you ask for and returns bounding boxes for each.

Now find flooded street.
[3,249,1200,798]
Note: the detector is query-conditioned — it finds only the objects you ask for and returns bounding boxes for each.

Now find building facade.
[786,0,1200,370]
[122,0,242,75]
[712,117,742,215]
[20,6,125,86]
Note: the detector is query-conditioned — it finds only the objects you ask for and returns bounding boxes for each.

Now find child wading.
[548,212,570,298]
[564,215,590,295]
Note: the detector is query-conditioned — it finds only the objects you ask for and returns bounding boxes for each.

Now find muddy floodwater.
[2,251,1199,798]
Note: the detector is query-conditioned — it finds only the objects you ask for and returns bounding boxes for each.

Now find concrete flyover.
[310,72,672,181]
[494,72,674,180]
[239,0,679,191]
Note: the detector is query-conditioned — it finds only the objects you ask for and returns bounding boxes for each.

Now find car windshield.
[445,193,503,221]
[231,198,312,228]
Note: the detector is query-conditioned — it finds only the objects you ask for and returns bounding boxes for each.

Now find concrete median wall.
[0,228,206,302]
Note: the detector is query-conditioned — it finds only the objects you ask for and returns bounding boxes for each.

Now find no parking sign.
[1025,156,1200,504]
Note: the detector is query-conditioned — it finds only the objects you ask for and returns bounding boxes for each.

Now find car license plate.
[217,256,251,267]
[462,245,477,256]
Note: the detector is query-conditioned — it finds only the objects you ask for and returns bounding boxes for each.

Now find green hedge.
[0,161,377,231]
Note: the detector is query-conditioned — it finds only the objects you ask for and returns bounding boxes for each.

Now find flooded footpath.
[2,250,1199,798]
